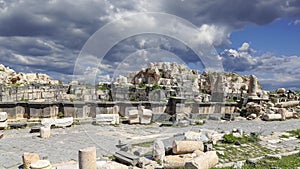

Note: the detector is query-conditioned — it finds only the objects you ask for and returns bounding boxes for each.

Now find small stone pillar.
[22,152,40,169]
[79,147,97,169]
[40,127,51,139]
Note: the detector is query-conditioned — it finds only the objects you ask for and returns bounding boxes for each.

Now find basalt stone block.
[151,113,171,122]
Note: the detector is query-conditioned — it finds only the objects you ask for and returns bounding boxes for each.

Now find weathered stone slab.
[163,155,192,169]
[41,117,73,127]
[30,160,52,169]
[151,113,171,122]
[164,155,185,169]
[0,120,7,129]
[114,151,139,166]
[184,131,209,142]
[153,139,165,162]
[140,109,152,124]
[184,151,219,169]
[125,107,138,117]
[55,117,73,127]
[95,114,119,125]
[128,110,139,124]
[0,112,7,122]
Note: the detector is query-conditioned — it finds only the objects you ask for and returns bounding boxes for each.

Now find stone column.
[248,75,258,97]
[40,127,51,139]
[172,140,204,154]
[79,147,97,169]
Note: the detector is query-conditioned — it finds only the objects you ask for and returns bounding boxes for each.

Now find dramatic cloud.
[0,0,300,87]
[220,43,300,90]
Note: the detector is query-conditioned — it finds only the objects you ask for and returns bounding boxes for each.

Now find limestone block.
[40,127,51,139]
[184,131,204,142]
[55,117,73,127]
[153,139,165,162]
[0,121,7,129]
[128,110,139,124]
[172,140,204,155]
[79,147,97,169]
[262,114,282,121]
[30,160,52,169]
[163,155,186,169]
[276,101,300,108]
[22,152,40,169]
[140,109,152,124]
[125,107,138,117]
[113,105,120,114]
[0,112,7,122]
[95,114,119,125]
[247,113,257,120]
[42,117,73,128]
[184,151,219,169]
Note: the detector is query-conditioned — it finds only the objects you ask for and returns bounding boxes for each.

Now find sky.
[0,0,300,91]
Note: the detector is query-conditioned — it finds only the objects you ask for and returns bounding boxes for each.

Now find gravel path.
[0,119,299,169]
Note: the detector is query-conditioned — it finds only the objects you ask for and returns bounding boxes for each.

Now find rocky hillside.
[0,64,60,86]
[115,62,263,96]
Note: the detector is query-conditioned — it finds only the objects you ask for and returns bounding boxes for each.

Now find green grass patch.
[287,128,300,138]
[279,134,290,139]
[223,133,260,144]
[132,141,153,148]
[213,152,300,169]
[215,142,276,163]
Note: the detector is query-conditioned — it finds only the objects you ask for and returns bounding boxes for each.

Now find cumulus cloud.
[0,0,300,85]
[220,43,300,90]
[220,42,260,72]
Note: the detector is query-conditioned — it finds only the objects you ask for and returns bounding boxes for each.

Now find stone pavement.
[0,119,300,169]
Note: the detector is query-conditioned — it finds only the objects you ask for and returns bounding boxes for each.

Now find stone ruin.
[0,62,300,169]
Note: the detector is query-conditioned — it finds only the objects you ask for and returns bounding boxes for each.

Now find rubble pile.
[245,87,300,121]
[0,64,60,85]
